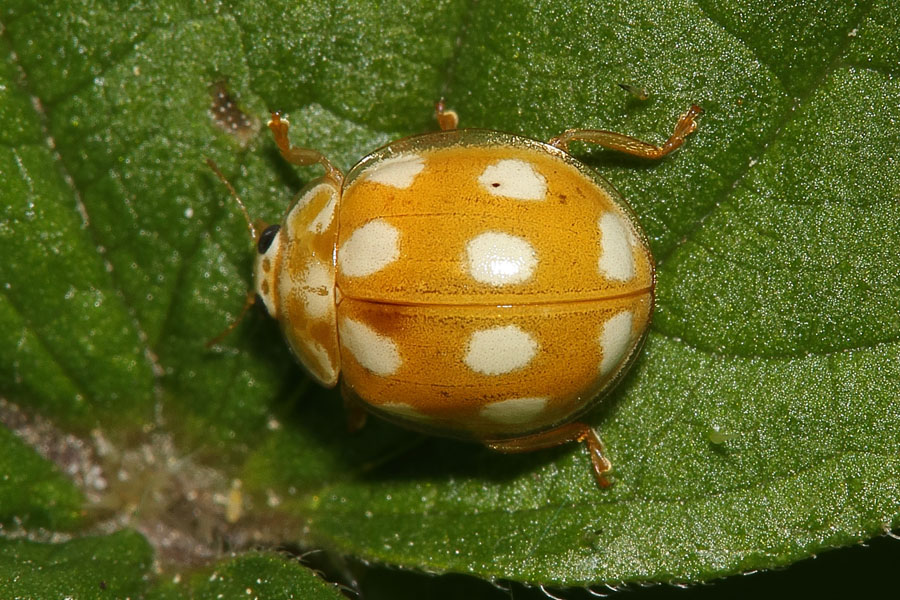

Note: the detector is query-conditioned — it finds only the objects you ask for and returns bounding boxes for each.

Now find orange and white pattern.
[256,132,654,439]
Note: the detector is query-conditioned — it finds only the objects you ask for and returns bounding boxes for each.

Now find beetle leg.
[485,422,613,489]
[435,98,459,131]
[267,112,344,184]
[548,104,702,159]
[340,380,369,433]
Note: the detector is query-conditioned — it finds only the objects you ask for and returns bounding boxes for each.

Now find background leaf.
[147,553,347,600]
[0,421,83,530]
[0,530,152,599]
[1,0,898,597]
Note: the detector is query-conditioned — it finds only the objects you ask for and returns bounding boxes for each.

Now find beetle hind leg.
[549,104,702,159]
[485,422,613,489]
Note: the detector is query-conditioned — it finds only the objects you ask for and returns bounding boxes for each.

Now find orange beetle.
[219,101,700,488]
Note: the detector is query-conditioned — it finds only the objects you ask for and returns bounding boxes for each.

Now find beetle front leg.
[267,112,344,184]
[549,104,702,159]
[485,422,613,489]
[434,98,459,131]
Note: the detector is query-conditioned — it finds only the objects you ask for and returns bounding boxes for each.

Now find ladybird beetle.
[216,101,701,488]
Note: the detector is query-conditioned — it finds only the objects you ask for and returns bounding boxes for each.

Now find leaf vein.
[651,329,900,361]
[1,17,165,405]
[436,0,477,100]
[1,289,93,410]
[304,451,900,519]
[655,0,877,270]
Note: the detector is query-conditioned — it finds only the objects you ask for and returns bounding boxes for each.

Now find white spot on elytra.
[379,402,433,422]
[307,192,337,233]
[466,231,537,285]
[364,154,425,189]
[598,212,635,281]
[339,219,401,277]
[481,396,549,425]
[464,325,538,375]
[478,159,547,200]
[301,338,337,383]
[300,260,333,319]
[339,317,401,376]
[599,310,634,376]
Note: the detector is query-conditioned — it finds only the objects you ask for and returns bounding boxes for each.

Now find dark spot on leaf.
[209,81,259,147]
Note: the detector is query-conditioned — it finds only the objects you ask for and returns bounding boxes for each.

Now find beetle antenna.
[204,159,259,347]
[205,290,257,348]
[205,158,258,242]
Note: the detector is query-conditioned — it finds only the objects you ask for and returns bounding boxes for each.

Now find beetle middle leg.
[340,380,369,433]
[549,104,702,159]
[485,422,613,489]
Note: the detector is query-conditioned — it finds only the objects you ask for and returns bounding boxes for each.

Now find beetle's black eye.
[257,224,281,254]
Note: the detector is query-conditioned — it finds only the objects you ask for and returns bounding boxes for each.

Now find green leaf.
[1,0,898,593]
[146,553,346,600]
[0,424,83,530]
[0,530,153,598]
[0,18,155,434]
